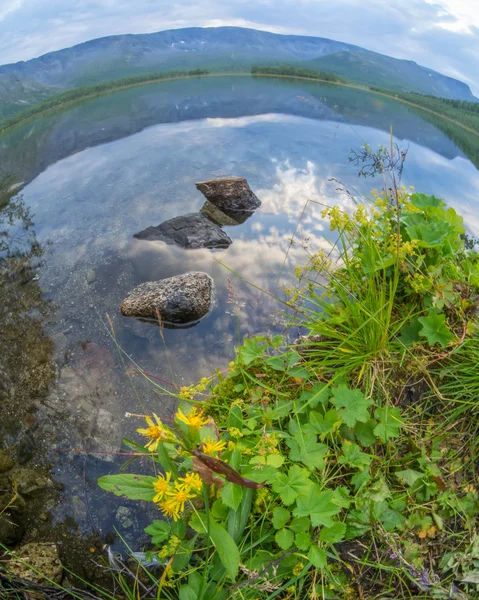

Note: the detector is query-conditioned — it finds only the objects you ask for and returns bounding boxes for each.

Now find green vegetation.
[0,69,209,133]
[251,64,347,83]
[96,163,479,599]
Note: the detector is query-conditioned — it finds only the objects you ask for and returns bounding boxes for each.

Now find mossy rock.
[7,542,63,584]
[10,467,52,496]
[0,513,25,545]
[0,449,15,473]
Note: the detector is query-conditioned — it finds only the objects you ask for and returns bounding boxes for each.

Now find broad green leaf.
[220,482,243,511]
[293,486,341,527]
[330,385,373,427]
[98,474,156,501]
[331,486,351,509]
[338,442,372,469]
[208,518,240,580]
[295,531,311,551]
[266,351,301,372]
[354,419,377,446]
[179,586,196,600]
[395,469,424,487]
[418,312,453,348]
[380,507,406,532]
[275,528,294,550]
[346,509,370,538]
[308,546,327,569]
[266,454,285,468]
[289,516,310,533]
[243,466,278,485]
[309,409,341,436]
[272,506,291,529]
[171,537,195,571]
[319,522,346,544]
[409,193,443,210]
[239,337,265,365]
[272,465,312,506]
[228,405,243,429]
[297,383,331,410]
[144,520,170,545]
[286,434,328,470]
[351,468,371,490]
[367,476,391,503]
[398,319,422,347]
[374,406,404,442]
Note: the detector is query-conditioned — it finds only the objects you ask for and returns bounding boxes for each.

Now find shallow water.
[1,76,478,555]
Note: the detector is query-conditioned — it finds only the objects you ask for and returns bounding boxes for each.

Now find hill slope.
[0,26,475,119]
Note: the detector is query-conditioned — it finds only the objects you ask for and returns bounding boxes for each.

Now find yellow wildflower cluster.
[253,487,270,513]
[136,414,174,452]
[228,427,244,438]
[293,562,305,576]
[178,377,211,400]
[176,407,209,429]
[321,205,353,232]
[152,471,203,521]
[157,535,181,559]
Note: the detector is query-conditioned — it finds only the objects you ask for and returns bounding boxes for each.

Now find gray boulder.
[134,212,232,249]
[195,177,261,212]
[200,201,253,226]
[120,272,214,325]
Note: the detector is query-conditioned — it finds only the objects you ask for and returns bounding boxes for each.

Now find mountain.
[0,27,475,120]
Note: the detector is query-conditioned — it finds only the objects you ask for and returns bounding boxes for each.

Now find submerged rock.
[200,200,253,226]
[195,177,261,212]
[134,212,232,249]
[120,272,214,325]
[10,467,52,496]
[7,542,63,584]
[0,513,25,545]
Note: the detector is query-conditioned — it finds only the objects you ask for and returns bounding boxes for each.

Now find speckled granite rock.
[120,272,214,325]
[7,542,63,584]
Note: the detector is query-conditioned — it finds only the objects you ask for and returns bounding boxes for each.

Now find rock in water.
[200,201,253,226]
[120,272,214,325]
[195,177,261,212]
[134,213,232,249]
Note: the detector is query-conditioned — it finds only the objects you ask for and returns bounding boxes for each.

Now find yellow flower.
[202,437,227,456]
[137,414,170,451]
[161,484,196,519]
[177,472,203,493]
[175,407,209,429]
[228,427,243,438]
[152,472,172,502]
[159,497,182,521]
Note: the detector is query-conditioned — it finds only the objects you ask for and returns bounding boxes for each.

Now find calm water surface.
[1,76,478,550]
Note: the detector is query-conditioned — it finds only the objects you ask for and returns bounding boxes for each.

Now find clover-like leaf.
[286,434,328,470]
[275,528,294,550]
[272,465,312,506]
[373,406,404,442]
[272,506,291,530]
[308,546,327,569]
[330,385,373,427]
[418,312,453,348]
[338,442,372,469]
[319,522,346,544]
[293,486,341,527]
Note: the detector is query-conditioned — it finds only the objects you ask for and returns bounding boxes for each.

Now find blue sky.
[0,0,478,95]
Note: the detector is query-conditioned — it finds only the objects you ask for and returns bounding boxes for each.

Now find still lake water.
[1,76,479,551]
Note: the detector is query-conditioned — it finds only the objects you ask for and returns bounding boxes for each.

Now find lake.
[1,75,478,566]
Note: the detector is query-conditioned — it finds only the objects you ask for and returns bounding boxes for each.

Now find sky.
[0,0,478,95]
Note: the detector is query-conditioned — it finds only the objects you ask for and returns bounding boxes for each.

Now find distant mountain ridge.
[0,26,475,119]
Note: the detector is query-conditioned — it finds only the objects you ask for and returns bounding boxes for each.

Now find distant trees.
[0,69,210,133]
[251,65,347,83]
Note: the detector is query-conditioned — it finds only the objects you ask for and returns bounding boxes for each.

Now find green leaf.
[272,506,291,529]
[286,434,328,470]
[239,337,265,365]
[395,469,424,487]
[275,528,294,550]
[367,476,391,503]
[208,518,240,580]
[331,486,351,509]
[294,486,341,527]
[308,546,327,569]
[289,517,310,533]
[266,454,285,468]
[373,406,404,442]
[272,465,312,506]
[338,442,372,469]
[228,405,243,429]
[97,474,156,501]
[409,193,443,210]
[330,385,373,427]
[354,419,377,446]
[179,586,197,600]
[418,312,453,348]
[379,507,406,532]
[319,522,346,544]
[220,482,243,511]
[399,319,422,347]
[309,409,341,436]
[297,383,331,410]
[351,468,371,490]
[172,537,195,571]
[295,531,311,551]
[266,351,301,372]
[243,466,277,485]
[144,520,170,545]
